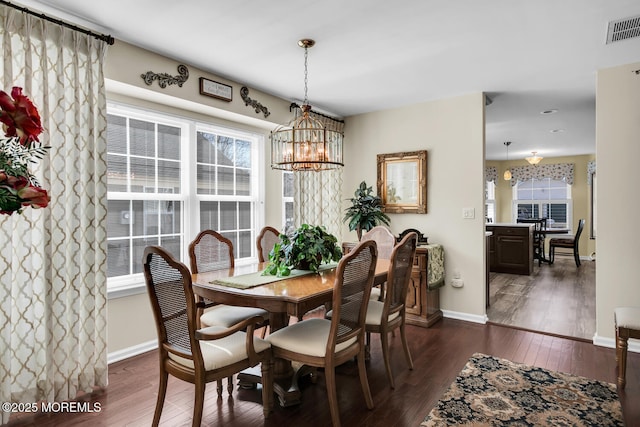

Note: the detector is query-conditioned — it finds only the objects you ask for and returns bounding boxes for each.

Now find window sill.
[107,276,146,300]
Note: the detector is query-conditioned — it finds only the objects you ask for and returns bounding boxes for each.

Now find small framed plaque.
[199,77,232,102]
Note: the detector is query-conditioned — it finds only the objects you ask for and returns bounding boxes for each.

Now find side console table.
[342,241,444,328]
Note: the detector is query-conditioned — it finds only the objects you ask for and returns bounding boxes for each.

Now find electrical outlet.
[462,208,475,219]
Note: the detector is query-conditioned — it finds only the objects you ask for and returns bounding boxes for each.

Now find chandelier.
[525,151,543,165]
[503,141,512,180]
[270,39,344,171]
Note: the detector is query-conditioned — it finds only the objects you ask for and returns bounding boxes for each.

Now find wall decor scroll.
[199,77,232,101]
[141,64,189,88]
[240,86,270,118]
[377,150,428,214]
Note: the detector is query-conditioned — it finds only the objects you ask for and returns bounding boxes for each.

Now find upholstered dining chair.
[361,225,396,301]
[549,218,585,267]
[266,240,378,427]
[143,245,273,426]
[364,231,417,389]
[256,226,281,263]
[614,307,640,389]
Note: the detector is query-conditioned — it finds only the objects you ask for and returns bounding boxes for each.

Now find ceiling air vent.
[606,15,640,44]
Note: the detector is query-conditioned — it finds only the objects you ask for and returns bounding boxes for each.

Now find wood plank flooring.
[6,317,639,426]
[487,257,596,340]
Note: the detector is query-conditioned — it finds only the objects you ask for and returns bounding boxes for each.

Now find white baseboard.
[442,310,488,324]
[107,340,157,365]
[593,334,640,353]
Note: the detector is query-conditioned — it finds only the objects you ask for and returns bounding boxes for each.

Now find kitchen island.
[486,223,534,275]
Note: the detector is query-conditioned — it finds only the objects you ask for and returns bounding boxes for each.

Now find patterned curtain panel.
[293,108,344,242]
[508,163,574,186]
[485,166,497,182]
[0,7,108,422]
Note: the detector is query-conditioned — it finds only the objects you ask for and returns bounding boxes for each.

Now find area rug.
[421,353,623,426]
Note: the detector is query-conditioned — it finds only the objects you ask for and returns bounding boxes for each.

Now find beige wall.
[105,41,293,356]
[344,93,487,318]
[595,61,640,341]
[487,155,596,258]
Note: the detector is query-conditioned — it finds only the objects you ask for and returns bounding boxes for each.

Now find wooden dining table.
[192,259,390,406]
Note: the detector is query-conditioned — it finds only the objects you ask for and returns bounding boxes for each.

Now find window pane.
[107,240,130,277]
[158,124,181,160]
[237,169,250,195]
[108,200,131,238]
[158,160,180,193]
[133,200,158,236]
[160,201,181,235]
[239,202,251,229]
[218,136,234,166]
[285,201,294,234]
[220,202,237,230]
[129,119,155,157]
[239,230,252,258]
[236,139,251,168]
[107,115,127,154]
[218,167,234,195]
[221,231,236,255]
[197,164,215,195]
[283,172,293,197]
[107,154,128,192]
[200,201,219,230]
[132,237,158,274]
[130,157,155,192]
[160,235,182,259]
[197,131,216,164]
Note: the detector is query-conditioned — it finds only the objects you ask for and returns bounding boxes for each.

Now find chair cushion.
[615,307,640,330]
[365,300,400,326]
[266,318,357,357]
[370,287,381,300]
[168,327,271,371]
[200,304,269,328]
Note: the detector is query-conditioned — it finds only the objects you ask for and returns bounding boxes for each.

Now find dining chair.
[256,225,281,263]
[364,231,417,389]
[266,240,378,427]
[142,245,273,426]
[549,218,585,267]
[614,306,640,389]
[516,218,548,265]
[361,225,396,301]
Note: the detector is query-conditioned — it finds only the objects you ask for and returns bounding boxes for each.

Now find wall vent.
[606,15,640,44]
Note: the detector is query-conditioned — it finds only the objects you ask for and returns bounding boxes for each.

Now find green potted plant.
[343,181,391,240]
[262,224,342,277]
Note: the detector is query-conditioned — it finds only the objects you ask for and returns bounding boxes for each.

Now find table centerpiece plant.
[343,180,390,240]
[0,86,50,215]
[262,223,342,277]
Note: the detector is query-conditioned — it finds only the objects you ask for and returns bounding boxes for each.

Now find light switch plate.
[462,207,475,219]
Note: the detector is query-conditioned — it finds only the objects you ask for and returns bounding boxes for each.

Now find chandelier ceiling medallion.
[270,39,344,171]
[525,151,543,165]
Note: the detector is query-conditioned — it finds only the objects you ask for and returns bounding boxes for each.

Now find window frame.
[106,102,265,298]
[511,178,572,231]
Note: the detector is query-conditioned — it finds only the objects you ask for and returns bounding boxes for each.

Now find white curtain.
[293,109,344,241]
[0,7,108,423]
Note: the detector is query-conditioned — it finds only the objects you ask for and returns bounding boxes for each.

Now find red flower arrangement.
[0,87,50,215]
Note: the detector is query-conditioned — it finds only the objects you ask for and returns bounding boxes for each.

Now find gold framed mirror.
[377,150,427,214]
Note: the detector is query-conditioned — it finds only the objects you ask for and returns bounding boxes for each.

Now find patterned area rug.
[421,353,624,426]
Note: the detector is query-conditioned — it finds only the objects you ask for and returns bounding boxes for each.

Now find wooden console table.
[342,242,444,328]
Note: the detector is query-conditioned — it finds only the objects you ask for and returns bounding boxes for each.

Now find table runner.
[211,263,337,289]
[419,243,445,290]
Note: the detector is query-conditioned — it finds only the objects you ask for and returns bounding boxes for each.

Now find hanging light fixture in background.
[270,39,344,171]
[525,151,543,165]
[503,141,512,180]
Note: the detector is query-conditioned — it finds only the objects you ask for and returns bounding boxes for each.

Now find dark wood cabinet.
[342,243,442,328]
[486,224,533,275]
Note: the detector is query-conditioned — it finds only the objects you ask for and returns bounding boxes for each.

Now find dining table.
[192,259,390,407]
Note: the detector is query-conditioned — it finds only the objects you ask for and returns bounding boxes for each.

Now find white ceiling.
[15,0,640,160]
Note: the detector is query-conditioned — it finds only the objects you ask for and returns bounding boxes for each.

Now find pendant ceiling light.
[503,141,512,180]
[270,39,344,172]
[525,151,543,165]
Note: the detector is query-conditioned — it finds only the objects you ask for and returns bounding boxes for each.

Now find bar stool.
[614,307,640,388]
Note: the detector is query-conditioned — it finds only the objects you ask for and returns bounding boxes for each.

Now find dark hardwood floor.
[6,317,639,426]
[487,256,596,340]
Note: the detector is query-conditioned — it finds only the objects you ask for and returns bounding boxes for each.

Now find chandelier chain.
[303,46,309,105]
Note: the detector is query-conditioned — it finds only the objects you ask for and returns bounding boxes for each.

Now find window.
[106,104,263,290]
[513,178,571,229]
[485,181,496,223]
[283,172,294,235]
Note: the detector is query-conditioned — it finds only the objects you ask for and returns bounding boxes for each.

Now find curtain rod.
[289,102,345,124]
[1,0,114,45]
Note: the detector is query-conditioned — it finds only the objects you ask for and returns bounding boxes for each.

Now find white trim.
[108,340,157,365]
[593,333,640,353]
[442,310,488,324]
